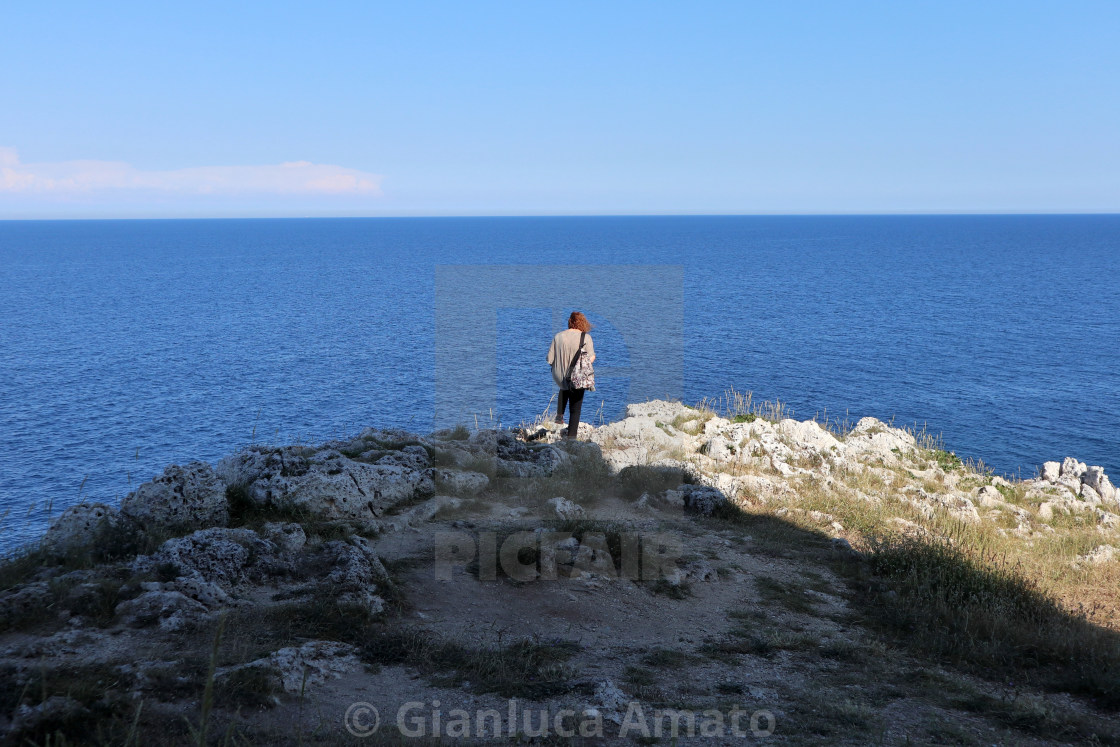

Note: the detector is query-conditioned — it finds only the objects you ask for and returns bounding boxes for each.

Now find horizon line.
[2,210,1119,222]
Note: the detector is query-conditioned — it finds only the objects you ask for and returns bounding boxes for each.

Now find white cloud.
[0,147,382,196]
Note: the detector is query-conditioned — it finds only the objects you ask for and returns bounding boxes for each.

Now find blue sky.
[2,1,1117,217]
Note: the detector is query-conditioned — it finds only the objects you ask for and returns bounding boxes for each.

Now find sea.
[1,215,1117,549]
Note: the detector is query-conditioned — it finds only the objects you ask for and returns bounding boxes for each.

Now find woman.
[547,311,596,440]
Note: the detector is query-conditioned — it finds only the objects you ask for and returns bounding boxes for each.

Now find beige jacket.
[547,329,595,389]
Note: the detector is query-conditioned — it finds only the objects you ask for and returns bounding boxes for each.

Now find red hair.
[568,311,592,332]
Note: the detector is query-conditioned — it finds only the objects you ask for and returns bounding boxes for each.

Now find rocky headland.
[2,399,1118,745]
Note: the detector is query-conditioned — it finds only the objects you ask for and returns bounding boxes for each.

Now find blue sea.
[1,215,1118,549]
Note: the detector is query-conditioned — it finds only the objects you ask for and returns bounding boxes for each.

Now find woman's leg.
[566,388,585,439]
[556,388,569,424]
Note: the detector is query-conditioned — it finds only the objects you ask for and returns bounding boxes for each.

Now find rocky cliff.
[2,401,1118,745]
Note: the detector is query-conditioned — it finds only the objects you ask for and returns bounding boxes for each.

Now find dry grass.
[696,388,795,424]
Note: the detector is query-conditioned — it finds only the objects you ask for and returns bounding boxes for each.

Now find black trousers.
[557,387,586,439]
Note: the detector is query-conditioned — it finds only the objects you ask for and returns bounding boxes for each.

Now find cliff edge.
[2,400,1118,745]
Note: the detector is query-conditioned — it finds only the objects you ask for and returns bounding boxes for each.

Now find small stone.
[548,496,584,519]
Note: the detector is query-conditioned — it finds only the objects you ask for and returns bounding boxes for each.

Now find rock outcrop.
[11,398,1118,745]
[217,640,362,695]
[41,502,121,555]
[121,462,228,531]
[139,527,270,589]
[217,445,434,520]
[1031,454,1118,508]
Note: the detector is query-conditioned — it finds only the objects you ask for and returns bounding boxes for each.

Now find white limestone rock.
[1076,545,1117,566]
[312,539,391,615]
[383,495,462,531]
[42,502,121,554]
[1039,461,1061,482]
[145,527,269,589]
[682,557,719,581]
[675,484,728,516]
[167,576,232,608]
[1082,466,1117,505]
[636,490,684,513]
[625,400,703,422]
[218,641,362,695]
[218,446,434,521]
[583,679,629,725]
[530,443,573,472]
[115,590,208,631]
[936,493,980,523]
[572,534,619,577]
[701,434,740,461]
[121,461,228,531]
[429,468,490,496]
[605,416,681,446]
[375,444,432,471]
[977,485,1004,508]
[778,418,841,453]
[1096,509,1119,528]
[259,521,307,553]
[1080,484,1102,505]
[843,417,917,461]
[1061,457,1087,479]
[269,641,362,692]
[548,496,585,520]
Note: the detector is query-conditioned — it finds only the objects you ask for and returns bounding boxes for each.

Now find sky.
[1,1,1118,218]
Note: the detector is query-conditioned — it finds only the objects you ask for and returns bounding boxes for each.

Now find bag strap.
[564,332,586,382]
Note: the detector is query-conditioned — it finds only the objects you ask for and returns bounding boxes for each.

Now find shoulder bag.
[567,332,596,391]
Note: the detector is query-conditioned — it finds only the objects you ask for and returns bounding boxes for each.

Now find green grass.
[925,447,963,472]
[437,424,470,441]
[668,411,711,435]
[0,516,177,596]
[699,387,794,424]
